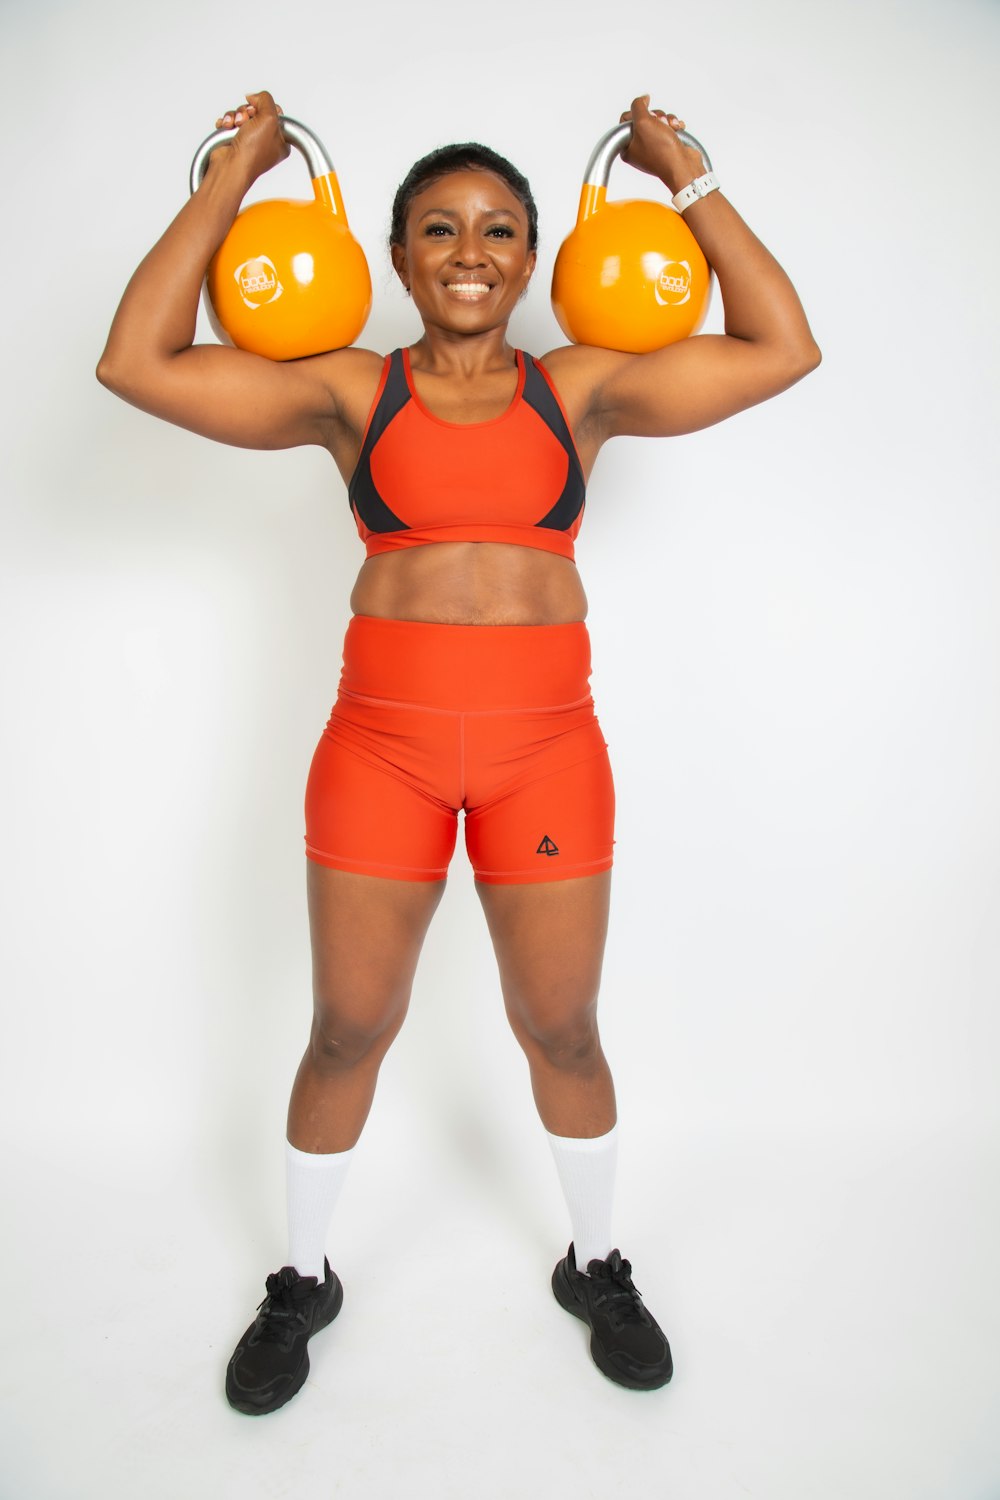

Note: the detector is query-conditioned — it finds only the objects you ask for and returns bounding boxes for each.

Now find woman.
[97,90,820,1414]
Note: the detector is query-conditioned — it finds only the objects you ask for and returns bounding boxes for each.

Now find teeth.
[446,283,492,296]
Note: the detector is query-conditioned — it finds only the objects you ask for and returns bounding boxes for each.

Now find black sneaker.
[225,1259,343,1415]
[551,1243,673,1390]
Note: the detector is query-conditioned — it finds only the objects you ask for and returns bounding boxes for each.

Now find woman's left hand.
[618,95,707,195]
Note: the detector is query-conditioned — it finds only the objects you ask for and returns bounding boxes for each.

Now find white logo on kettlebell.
[234,256,284,311]
[654,261,692,308]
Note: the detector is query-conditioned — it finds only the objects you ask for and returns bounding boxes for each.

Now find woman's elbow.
[802,340,822,373]
[782,339,821,384]
[96,347,146,402]
[96,350,124,394]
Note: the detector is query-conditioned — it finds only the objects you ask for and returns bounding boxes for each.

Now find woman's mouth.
[444,281,494,300]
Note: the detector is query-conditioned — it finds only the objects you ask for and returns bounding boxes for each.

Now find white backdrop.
[2,1,999,1497]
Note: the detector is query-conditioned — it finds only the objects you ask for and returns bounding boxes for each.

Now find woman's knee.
[512,1004,604,1071]
[308,998,406,1073]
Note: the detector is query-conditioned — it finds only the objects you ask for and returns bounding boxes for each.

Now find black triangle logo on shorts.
[536,835,560,857]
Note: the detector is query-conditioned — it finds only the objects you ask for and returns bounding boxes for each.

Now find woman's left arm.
[551,96,821,443]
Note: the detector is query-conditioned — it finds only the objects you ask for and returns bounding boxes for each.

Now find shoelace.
[587,1250,651,1328]
[254,1267,311,1343]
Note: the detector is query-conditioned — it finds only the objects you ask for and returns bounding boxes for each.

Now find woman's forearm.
[675,188,819,358]
[97,151,252,385]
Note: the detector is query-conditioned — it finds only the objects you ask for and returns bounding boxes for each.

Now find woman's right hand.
[97,86,385,459]
[208,90,290,188]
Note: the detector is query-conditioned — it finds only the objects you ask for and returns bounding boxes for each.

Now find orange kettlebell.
[551,120,713,353]
[189,116,372,360]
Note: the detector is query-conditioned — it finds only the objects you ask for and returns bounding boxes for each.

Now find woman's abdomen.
[349,541,589,625]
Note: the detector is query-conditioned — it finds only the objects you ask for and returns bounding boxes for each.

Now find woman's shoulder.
[314,344,390,379]
[536,343,632,383]
[533,343,633,438]
[307,345,392,441]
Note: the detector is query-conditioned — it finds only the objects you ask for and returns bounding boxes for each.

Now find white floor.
[5,1118,999,1500]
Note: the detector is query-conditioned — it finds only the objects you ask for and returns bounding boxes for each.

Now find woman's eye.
[423,223,514,239]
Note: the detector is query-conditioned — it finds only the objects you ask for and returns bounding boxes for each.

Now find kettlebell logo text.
[654,260,692,308]
[234,256,284,311]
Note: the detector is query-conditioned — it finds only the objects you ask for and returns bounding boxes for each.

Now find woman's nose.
[451,233,487,267]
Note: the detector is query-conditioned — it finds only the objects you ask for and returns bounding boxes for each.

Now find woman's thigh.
[474,870,612,1038]
[307,863,446,1032]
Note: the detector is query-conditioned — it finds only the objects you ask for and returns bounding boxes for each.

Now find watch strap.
[671,171,720,214]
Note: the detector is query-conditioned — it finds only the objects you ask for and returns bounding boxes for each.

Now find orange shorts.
[304,615,615,884]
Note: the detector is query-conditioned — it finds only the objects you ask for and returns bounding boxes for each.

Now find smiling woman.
[96,88,820,1416]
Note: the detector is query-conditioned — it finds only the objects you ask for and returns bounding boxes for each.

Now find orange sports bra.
[348,347,586,562]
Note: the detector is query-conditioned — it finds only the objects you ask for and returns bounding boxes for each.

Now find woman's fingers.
[206,90,289,184]
[244,90,283,115]
[214,92,283,131]
[215,104,255,128]
[620,98,687,132]
[617,98,703,188]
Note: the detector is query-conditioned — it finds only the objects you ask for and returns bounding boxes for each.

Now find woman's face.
[391,169,537,335]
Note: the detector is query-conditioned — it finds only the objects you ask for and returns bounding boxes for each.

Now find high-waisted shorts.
[304,615,615,884]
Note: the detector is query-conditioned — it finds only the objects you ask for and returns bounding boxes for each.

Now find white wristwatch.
[671,171,720,214]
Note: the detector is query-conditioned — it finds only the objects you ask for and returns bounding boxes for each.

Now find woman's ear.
[517,248,537,301]
[390,242,410,294]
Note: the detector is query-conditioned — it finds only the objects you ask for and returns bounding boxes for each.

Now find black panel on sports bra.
[349,350,410,535]
[520,356,586,532]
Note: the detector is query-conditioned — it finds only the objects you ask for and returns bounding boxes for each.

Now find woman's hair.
[389,143,538,252]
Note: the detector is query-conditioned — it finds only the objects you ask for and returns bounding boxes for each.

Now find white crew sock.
[545,1123,619,1272]
[285,1140,355,1282]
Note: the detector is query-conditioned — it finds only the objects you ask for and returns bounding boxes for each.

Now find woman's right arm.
[96,92,358,452]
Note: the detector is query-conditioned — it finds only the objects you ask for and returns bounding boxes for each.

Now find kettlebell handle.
[189,115,335,195]
[583,119,713,191]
